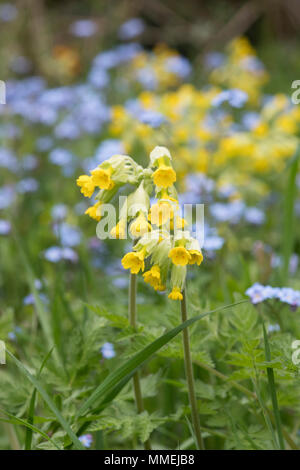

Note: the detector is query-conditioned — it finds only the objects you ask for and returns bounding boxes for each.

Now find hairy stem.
[129,273,152,450]
[181,289,204,450]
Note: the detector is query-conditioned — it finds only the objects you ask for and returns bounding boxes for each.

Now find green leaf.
[76,300,248,417]
[0,411,61,450]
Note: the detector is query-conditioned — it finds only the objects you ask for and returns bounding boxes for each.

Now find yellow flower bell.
[168,287,183,301]
[153,164,176,188]
[188,249,203,266]
[143,265,161,289]
[85,202,102,221]
[76,175,95,198]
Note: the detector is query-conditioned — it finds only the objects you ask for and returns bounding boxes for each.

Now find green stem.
[129,273,152,450]
[181,288,204,450]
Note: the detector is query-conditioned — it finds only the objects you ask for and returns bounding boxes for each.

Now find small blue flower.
[22,154,38,171]
[203,236,224,251]
[51,204,68,221]
[0,186,15,209]
[16,178,39,193]
[136,67,158,90]
[0,3,18,22]
[0,219,11,235]
[138,110,166,128]
[204,52,225,69]
[49,148,74,166]
[23,293,48,306]
[101,342,116,359]
[53,223,81,247]
[245,283,300,309]
[0,148,18,171]
[268,324,280,333]
[70,20,97,37]
[118,18,145,40]
[212,89,248,108]
[44,246,78,263]
[244,207,265,225]
[79,434,93,448]
[36,136,53,152]
[165,56,192,78]
[245,283,267,304]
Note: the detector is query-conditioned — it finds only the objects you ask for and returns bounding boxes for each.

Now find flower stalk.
[129,273,152,450]
[181,288,204,450]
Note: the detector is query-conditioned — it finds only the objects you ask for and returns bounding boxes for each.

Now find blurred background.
[1,0,300,92]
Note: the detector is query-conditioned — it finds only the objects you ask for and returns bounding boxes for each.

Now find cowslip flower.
[85,201,102,221]
[153,164,176,188]
[143,265,165,291]
[150,145,176,188]
[121,248,146,274]
[168,287,183,301]
[91,166,115,190]
[76,175,95,197]
[77,146,204,300]
[168,246,191,266]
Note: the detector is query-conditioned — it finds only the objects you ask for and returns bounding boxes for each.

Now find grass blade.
[0,411,61,450]
[6,350,85,450]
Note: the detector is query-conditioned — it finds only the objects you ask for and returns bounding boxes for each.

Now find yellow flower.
[148,201,174,226]
[153,165,176,188]
[85,202,101,221]
[168,287,183,301]
[168,246,191,266]
[91,167,115,190]
[76,175,95,198]
[188,249,203,266]
[110,219,126,239]
[130,213,152,238]
[121,250,145,274]
[143,265,161,288]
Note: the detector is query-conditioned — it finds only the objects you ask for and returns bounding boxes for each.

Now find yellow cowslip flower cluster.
[107,36,300,192]
[76,146,203,300]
